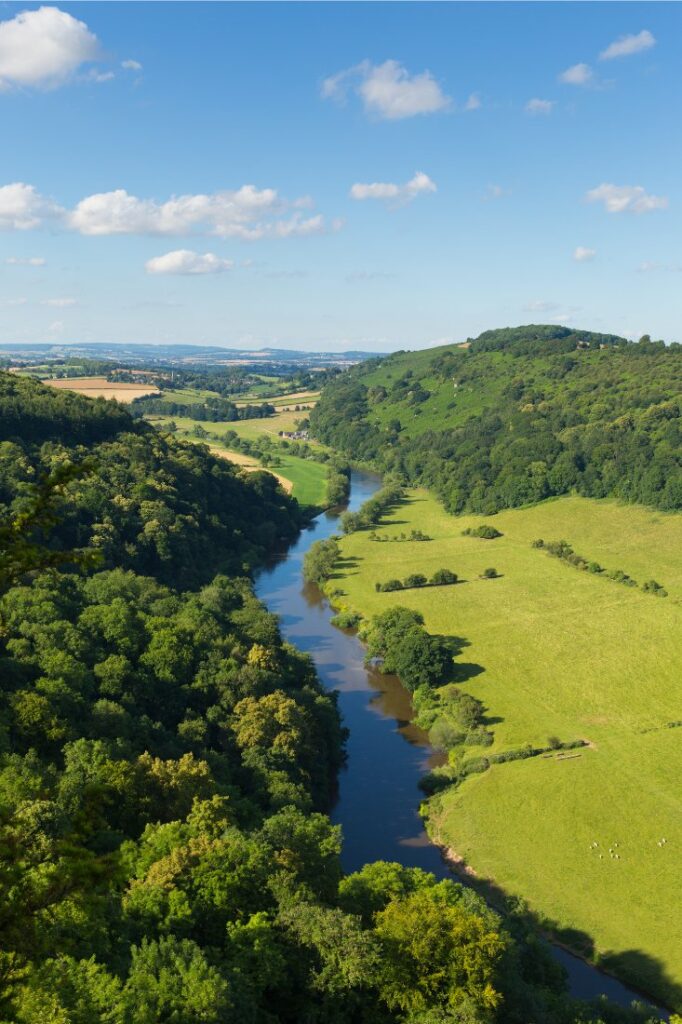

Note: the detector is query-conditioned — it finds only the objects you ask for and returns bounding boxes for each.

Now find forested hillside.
[0,372,667,1022]
[0,373,302,587]
[310,326,682,515]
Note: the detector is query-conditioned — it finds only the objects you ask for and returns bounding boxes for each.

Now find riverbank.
[254,469,665,1014]
[327,483,682,1011]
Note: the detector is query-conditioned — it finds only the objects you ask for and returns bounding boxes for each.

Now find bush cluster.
[462,525,503,539]
[375,569,458,593]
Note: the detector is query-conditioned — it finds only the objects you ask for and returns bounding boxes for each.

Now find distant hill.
[0,341,380,368]
[311,325,682,514]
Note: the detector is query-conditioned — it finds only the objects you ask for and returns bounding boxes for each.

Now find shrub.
[330,609,362,628]
[462,525,503,540]
[641,579,668,597]
[430,568,458,586]
[481,568,498,579]
[608,569,638,587]
[404,573,428,589]
[377,579,404,593]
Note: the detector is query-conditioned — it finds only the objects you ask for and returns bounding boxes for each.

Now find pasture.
[146,415,327,506]
[43,377,160,402]
[333,490,682,1007]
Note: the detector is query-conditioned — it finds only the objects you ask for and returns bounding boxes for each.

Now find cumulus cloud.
[47,320,64,335]
[573,246,596,262]
[599,30,655,61]
[559,63,593,85]
[586,183,668,214]
[122,59,142,71]
[525,98,554,115]
[350,171,436,206]
[41,297,76,307]
[68,186,329,239]
[322,59,450,120]
[464,92,481,111]
[0,181,332,239]
[0,182,62,230]
[145,250,234,275]
[0,6,99,90]
[6,255,46,266]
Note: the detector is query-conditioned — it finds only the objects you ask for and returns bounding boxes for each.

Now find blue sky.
[0,1,680,351]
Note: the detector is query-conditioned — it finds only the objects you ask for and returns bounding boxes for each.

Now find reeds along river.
[255,468,663,1015]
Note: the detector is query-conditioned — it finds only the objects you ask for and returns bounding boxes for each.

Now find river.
[255,468,662,1013]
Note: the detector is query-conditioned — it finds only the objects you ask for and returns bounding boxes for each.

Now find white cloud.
[637,260,682,273]
[350,171,436,206]
[559,63,593,86]
[0,182,62,230]
[523,301,581,322]
[6,255,46,266]
[525,98,554,115]
[322,59,450,120]
[0,6,98,90]
[88,69,114,84]
[599,30,655,61]
[0,181,334,239]
[41,297,76,307]
[573,246,596,262]
[0,296,27,307]
[483,184,509,201]
[122,59,142,71]
[586,183,668,214]
[48,320,64,335]
[145,250,234,275]
[464,92,481,111]
[68,185,327,239]
[524,300,560,313]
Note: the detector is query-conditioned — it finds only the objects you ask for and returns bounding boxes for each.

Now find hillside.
[0,371,303,587]
[310,326,682,514]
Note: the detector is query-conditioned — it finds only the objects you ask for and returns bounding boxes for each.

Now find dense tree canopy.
[0,369,667,1023]
[0,372,303,587]
[310,326,682,515]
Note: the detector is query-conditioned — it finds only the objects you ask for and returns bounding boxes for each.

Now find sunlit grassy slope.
[333,490,682,1007]
[146,414,327,506]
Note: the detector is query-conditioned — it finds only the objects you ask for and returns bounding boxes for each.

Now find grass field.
[43,377,160,402]
[146,414,327,506]
[147,408,307,441]
[156,387,222,405]
[333,490,682,1007]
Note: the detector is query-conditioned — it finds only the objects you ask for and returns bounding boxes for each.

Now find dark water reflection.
[255,470,662,1013]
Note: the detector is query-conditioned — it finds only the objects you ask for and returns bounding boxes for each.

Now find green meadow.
[145,414,328,506]
[333,490,682,1007]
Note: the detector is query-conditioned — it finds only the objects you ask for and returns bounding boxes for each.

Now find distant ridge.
[0,341,381,365]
